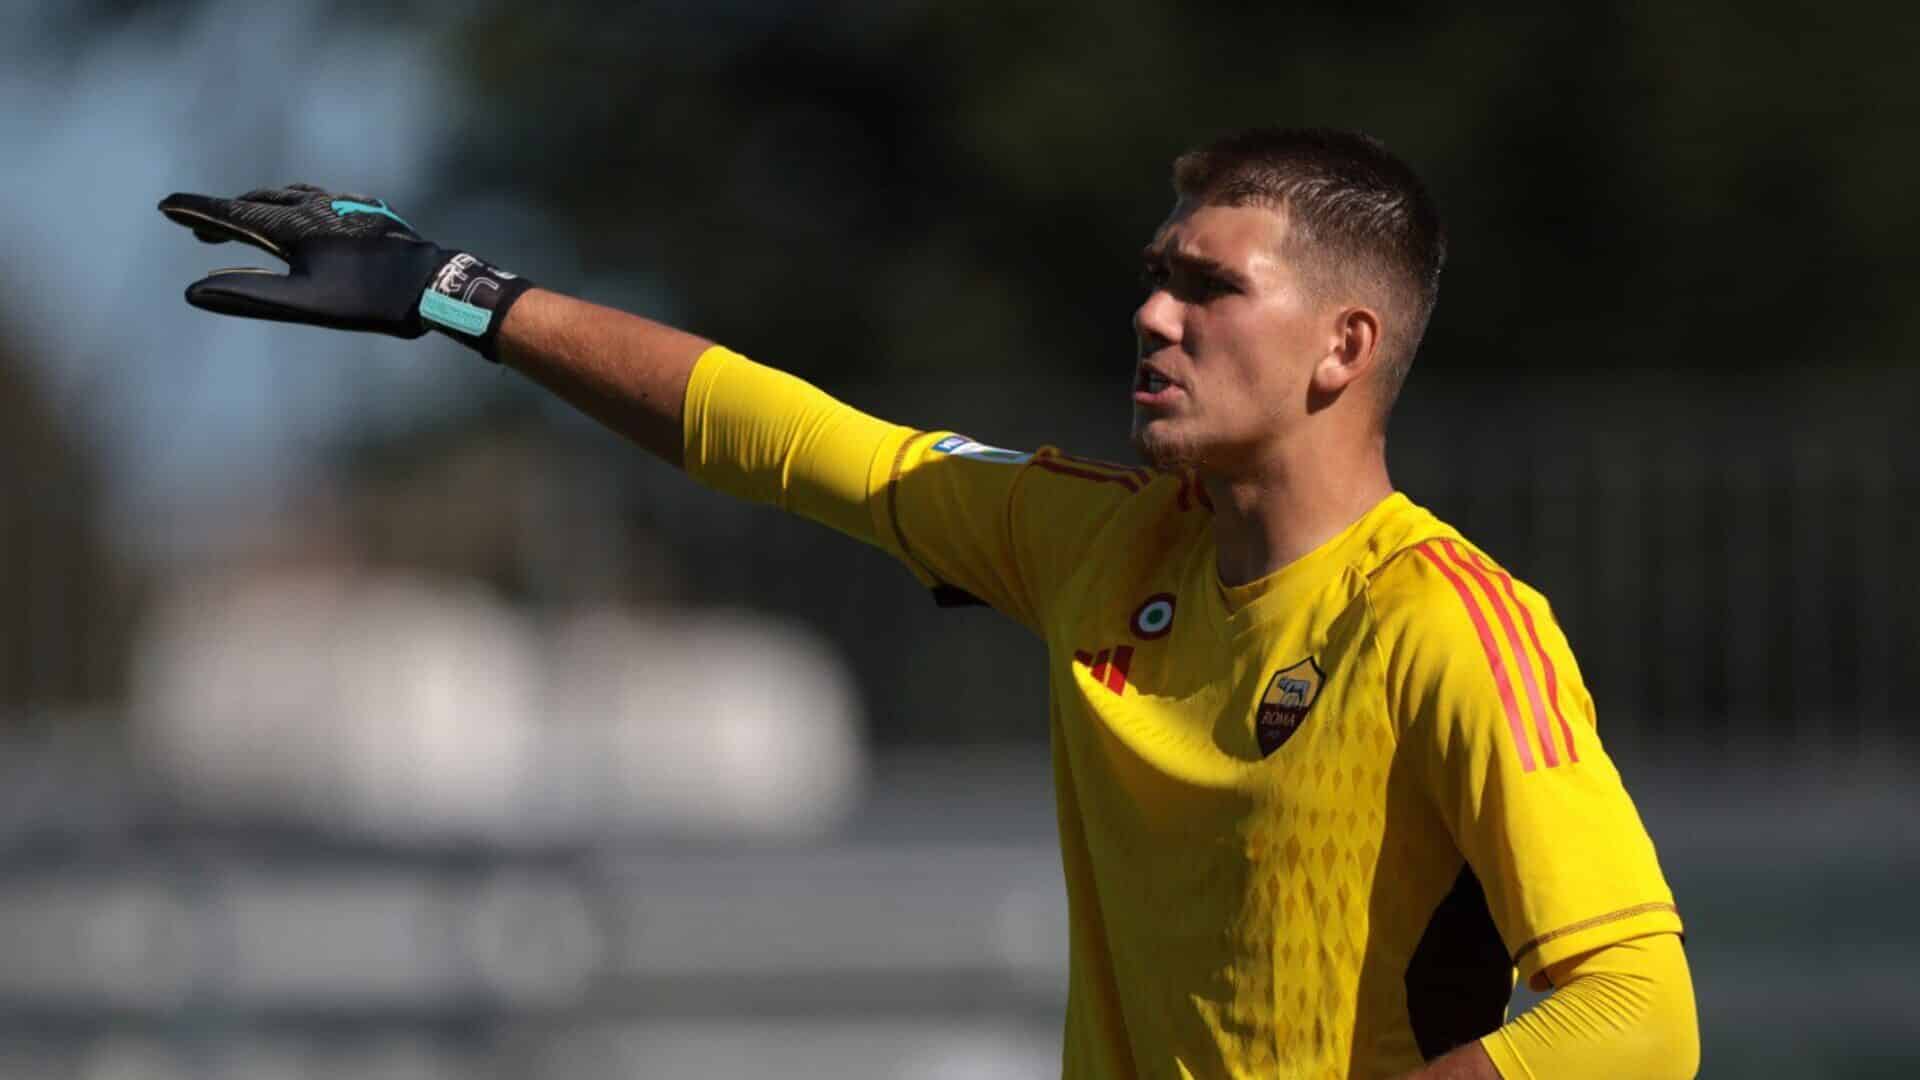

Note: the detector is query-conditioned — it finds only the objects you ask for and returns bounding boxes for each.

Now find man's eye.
[1140,262,1235,301]
[1175,274,1234,302]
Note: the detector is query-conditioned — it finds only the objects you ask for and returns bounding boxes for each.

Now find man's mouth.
[1133,364,1183,406]
[1136,364,1176,393]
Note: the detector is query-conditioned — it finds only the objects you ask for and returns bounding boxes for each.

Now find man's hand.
[158,184,532,358]
[1395,1040,1501,1080]
[159,182,710,461]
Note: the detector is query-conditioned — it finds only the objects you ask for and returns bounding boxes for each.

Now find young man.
[160,128,1697,1078]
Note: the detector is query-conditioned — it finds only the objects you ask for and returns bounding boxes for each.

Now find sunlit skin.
[1131,200,1396,588]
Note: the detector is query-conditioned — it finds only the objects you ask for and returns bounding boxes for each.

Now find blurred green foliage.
[20,0,1916,729]
[434,2,1919,386]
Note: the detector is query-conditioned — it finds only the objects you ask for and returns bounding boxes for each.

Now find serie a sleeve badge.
[1255,657,1325,757]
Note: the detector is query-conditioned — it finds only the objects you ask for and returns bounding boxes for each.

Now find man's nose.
[1134,289,1180,354]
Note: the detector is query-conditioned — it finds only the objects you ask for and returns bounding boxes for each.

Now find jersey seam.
[885,430,943,586]
[1511,902,1680,964]
[1362,539,1453,807]
[1001,458,1047,634]
[1357,578,1398,759]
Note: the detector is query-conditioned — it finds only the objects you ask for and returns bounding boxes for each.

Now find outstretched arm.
[158,181,1104,632]
[494,288,711,467]
[1403,1043,1498,1080]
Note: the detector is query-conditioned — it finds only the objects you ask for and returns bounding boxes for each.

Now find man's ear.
[1314,305,1382,393]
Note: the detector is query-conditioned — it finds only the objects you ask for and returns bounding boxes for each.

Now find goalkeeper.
[160,130,1698,1079]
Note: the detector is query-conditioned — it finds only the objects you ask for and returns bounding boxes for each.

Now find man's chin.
[1130,420,1196,471]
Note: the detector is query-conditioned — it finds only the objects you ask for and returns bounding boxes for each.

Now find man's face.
[1131,201,1333,473]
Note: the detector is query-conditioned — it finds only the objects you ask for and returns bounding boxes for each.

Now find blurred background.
[2,0,1917,1076]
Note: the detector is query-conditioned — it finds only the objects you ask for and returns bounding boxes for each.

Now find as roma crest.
[1255,657,1324,757]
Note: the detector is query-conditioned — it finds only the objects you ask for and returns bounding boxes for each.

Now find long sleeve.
[1374,538,1683,989]
[681,345,1143,633]
[1480,933,1699,1079]
[680,344,907,545]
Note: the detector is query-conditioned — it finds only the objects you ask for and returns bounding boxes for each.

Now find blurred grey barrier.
[0,740,1914,1077]
[0,848,1065,1016]
[0,747,1072,1080]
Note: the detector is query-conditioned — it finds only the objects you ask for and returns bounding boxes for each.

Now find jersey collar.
[1199,491,1427,640]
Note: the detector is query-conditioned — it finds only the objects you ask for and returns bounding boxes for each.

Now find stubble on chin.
[1131,415,1198,471]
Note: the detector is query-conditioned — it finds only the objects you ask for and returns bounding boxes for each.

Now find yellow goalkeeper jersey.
[684,347,1683,1079]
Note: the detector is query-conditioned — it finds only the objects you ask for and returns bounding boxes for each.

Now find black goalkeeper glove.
[158,183,533,361]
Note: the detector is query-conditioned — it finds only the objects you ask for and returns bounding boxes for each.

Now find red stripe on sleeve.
[1475,554,1581,764]
[1107,646,1133,694]
[1031,459,1140,493]
[1415,542,1537,772]
[1444,541,1559,768]
[1083,456,1152,487]
[1043,450,1148,480]
[1054,452,1152,487]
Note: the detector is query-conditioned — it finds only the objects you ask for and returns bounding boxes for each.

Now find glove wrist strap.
[417,252,534,362]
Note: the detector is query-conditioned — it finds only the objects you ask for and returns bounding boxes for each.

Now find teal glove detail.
[158,183,532,361]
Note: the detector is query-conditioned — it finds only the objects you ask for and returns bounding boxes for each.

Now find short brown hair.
[1173,128,1445,411]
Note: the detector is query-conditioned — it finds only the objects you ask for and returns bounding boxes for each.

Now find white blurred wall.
[130,570,866,843]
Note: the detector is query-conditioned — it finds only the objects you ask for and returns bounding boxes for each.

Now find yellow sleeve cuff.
[863,427,946,589]
[1482,933,1698,1080]
[1514,901,1684,988]
[681,344,911,547]
[1481,1028,1536,1080]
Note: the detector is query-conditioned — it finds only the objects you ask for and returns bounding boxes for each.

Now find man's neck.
[1201,443,1393,588]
